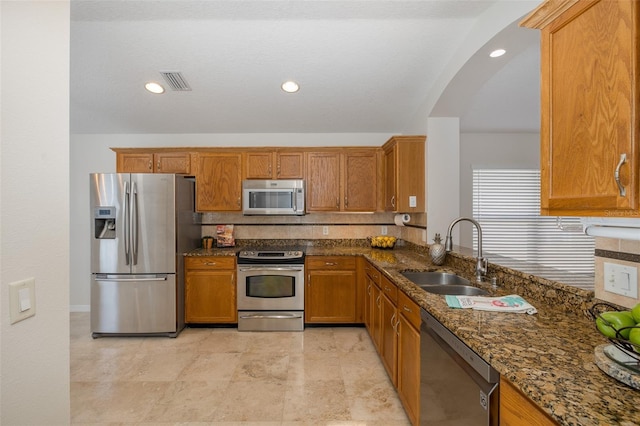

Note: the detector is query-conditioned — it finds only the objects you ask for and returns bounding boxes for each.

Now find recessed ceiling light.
[145,82,165,94]
[281,80,300,93]
[489,49,506,58]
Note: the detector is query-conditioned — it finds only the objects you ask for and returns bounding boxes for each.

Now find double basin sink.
[400,271,489,296]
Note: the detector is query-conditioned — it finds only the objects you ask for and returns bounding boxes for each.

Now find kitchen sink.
[400,271,471,286]
[401,271,489,296]
[419,284,489,296]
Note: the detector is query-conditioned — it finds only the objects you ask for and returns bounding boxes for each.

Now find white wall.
[1,2,70,424]
[426,118,460,241]
[70,132,394,309]
[459,132,540,247]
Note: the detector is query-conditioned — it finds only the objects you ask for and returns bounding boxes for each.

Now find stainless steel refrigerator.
[90,173,200,337]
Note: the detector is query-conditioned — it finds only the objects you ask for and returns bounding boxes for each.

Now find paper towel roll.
[394,214,410,226]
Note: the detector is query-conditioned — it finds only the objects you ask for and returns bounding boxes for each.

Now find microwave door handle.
[292,190,297,212]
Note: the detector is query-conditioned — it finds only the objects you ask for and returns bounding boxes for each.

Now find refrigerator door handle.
[131,181,138,265]
[94,275,168,282]
[123,180,131,265]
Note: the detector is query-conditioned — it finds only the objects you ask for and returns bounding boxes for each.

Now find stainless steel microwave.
[242,179,305,215]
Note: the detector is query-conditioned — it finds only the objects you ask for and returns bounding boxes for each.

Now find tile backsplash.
[594,236,640,308]
[199,212,427,247]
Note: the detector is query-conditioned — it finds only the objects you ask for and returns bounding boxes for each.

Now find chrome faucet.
[444,217,488,282]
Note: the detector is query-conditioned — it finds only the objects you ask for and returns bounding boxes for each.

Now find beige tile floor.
[70,313,411,425]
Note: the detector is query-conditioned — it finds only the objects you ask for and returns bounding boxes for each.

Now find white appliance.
[242,179,305,215]
[90,173,200,337]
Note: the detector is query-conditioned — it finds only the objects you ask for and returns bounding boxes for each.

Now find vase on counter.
[429,233,446,265]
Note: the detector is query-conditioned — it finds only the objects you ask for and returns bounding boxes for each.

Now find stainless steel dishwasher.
[420,309,499,425]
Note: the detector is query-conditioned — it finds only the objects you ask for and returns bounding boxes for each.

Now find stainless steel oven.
[236,249,305,331]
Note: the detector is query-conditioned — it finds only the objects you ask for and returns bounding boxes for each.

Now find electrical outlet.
[381,226,388,235]
[322,226,329,235]
[604,262,638,298]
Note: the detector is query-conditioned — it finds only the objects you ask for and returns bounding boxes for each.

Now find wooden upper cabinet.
[194,152,242,212]
[306,149,380,212]
[244,150,304,179]
[521,0,640,217]
[115,151,191,174]
[383,136,425,213]
[343,149,379,212]
[306,151,342,211]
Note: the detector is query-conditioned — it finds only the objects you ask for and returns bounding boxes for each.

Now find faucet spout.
[444,217,487,282]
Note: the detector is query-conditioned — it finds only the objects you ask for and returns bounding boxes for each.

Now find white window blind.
[472,169,595,281]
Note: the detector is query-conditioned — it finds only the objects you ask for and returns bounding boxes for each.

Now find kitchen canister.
[429,233,446,265]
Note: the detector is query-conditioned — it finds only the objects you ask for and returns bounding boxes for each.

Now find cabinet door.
[500,376,558,426]
[154,152,191,174]
[370,283,382,351]
[195,153,242,211]
[184,269,237,323]
[397,294,421,426]
[305,270,357,323]
[117,153,154,173]
[343,150,378,211]
[306,151,341,211]
[244,151,274,179]
[276,151,304,179]
[380,292,398,385]
[383,144,398,211]
[526,0,640,216]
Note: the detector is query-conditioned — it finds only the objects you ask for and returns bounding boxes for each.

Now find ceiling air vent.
[160,71,191,91]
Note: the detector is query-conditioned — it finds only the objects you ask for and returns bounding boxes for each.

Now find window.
[472,168,594,289]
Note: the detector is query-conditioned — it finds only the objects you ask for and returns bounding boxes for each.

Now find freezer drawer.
[91,274,177,336]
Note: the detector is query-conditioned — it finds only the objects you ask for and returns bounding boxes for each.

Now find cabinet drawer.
[364,261,381,285]
[398,291,420,329]
[185,256,236,270]
[306,256,356,270]
[380,275,397,303]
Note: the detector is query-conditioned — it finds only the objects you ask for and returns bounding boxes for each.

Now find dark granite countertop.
[185,242,640,425]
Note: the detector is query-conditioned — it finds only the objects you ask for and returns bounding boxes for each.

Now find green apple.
[628,325,640,353]
[631,303,640,323]
[596,311,636,339]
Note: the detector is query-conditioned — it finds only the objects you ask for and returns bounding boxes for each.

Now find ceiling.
[70,0,542,135]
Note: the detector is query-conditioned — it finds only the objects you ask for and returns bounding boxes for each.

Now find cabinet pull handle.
[324,262,338,266]
[148,160,153,171]
[157,160,161,170]
[615,153,627,196]
[376,294,381,307]
[391,312,396,328]
[367,284,371,295]
[204,262,216,266]
[336,197,340,209]
[344,196,348,207]
[391,195,395,208]
[403,305,412,313]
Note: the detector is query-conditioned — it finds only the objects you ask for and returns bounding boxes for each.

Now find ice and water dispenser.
[94,206,116,239]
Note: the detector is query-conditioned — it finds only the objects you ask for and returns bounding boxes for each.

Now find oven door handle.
[238,266,304,272]
[238,313,303,320]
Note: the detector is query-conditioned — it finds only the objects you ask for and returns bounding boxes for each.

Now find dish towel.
[445,294,537,315]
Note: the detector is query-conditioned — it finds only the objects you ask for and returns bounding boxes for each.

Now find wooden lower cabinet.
[380,275,398,385]
[305,256,358,323]
[362,261,420,426]
[184,256,237,324]
[500,376,559,426]
[397,292,421,426]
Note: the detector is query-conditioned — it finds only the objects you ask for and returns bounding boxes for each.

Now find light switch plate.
[603,262,638,298]
[409,196,417,208]
[9,278,36,324]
